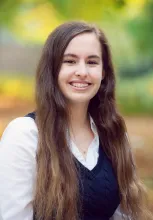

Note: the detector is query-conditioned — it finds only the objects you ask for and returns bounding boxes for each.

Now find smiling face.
[58,32,103,106]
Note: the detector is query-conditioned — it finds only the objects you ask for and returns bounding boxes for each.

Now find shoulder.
[1,116,37,139]
[0,117,37,219]
[0,117,38,158]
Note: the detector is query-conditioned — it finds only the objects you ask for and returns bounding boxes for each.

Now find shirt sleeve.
[0,117,38,220]
[110,205,131,220]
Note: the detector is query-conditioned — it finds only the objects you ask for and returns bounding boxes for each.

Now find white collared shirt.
[0,117,125,220]
[70,116,99,170]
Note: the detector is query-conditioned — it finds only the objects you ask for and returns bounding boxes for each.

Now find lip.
[68,81,92,91]
[69,80,92,85]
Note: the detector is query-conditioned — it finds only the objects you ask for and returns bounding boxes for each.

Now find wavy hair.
[34,21,152,220]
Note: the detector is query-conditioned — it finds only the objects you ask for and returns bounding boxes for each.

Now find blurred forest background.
[0,0,153,212]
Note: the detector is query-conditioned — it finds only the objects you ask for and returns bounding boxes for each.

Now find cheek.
[58,71,67,85]
[58,66,73,82]
[91,68,103,83]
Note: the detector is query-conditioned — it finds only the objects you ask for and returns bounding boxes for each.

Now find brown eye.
[88,60,98,65]
[63,60,76,64]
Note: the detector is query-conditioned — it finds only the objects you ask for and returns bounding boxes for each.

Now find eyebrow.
[63,53,101,59]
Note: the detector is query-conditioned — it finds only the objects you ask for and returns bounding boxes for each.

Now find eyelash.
[63,60,98,65]
[63,60,76,64]
[87,61,98,65]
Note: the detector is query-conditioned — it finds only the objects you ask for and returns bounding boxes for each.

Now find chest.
[71,127,94,157]
[75,145,120,220]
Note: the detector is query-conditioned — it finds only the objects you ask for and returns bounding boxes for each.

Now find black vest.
[25,112,120,220]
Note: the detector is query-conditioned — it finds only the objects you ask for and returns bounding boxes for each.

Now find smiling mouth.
[69,82,92,88]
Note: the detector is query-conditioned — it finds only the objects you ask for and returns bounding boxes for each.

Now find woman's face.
[58,33,103,105]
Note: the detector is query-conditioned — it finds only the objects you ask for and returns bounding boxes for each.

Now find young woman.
[0,21,152,220]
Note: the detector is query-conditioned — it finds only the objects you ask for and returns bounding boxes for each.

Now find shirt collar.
[89,116,98,136]
[89,116,99,152]
[67,116,99,152]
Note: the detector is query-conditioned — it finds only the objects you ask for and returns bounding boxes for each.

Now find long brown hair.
[34,21,152,220]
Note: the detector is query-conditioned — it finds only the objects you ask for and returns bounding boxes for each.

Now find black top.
[76,145,120,220]
[25,112,120,220]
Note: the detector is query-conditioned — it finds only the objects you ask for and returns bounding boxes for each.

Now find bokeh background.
[0,0,153,212]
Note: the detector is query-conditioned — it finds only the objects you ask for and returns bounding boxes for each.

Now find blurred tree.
[117,0,153,78]
[0,0,125,29]
[8,0,127,43]
[124,0,146,18]
[0,0,21,27]
[127,0,153,58]
[49,0,126,21]
[12,1,62,43]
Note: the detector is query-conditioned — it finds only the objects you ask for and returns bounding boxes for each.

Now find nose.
[75,62,88,77]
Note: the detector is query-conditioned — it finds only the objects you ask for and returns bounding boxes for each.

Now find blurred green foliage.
[127,0,153,58]
[1,0,152,78]
[117,72,153,115]
[0,0,153,115]
[49,0,126,21]
[0,0,21,27]
[119,0,153,79]
[0,0,126,27]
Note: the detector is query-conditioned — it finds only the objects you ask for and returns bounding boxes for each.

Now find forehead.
[64,33,101,56]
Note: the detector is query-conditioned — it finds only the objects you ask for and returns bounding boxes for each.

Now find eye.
[88,60,98,65]
[63,59,76,64]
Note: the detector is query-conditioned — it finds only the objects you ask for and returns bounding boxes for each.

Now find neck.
[68,102,89,132]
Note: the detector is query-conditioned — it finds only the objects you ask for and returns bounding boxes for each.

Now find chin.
[67,96,92,105]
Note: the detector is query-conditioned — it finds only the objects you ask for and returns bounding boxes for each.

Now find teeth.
[71,83,89,88]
